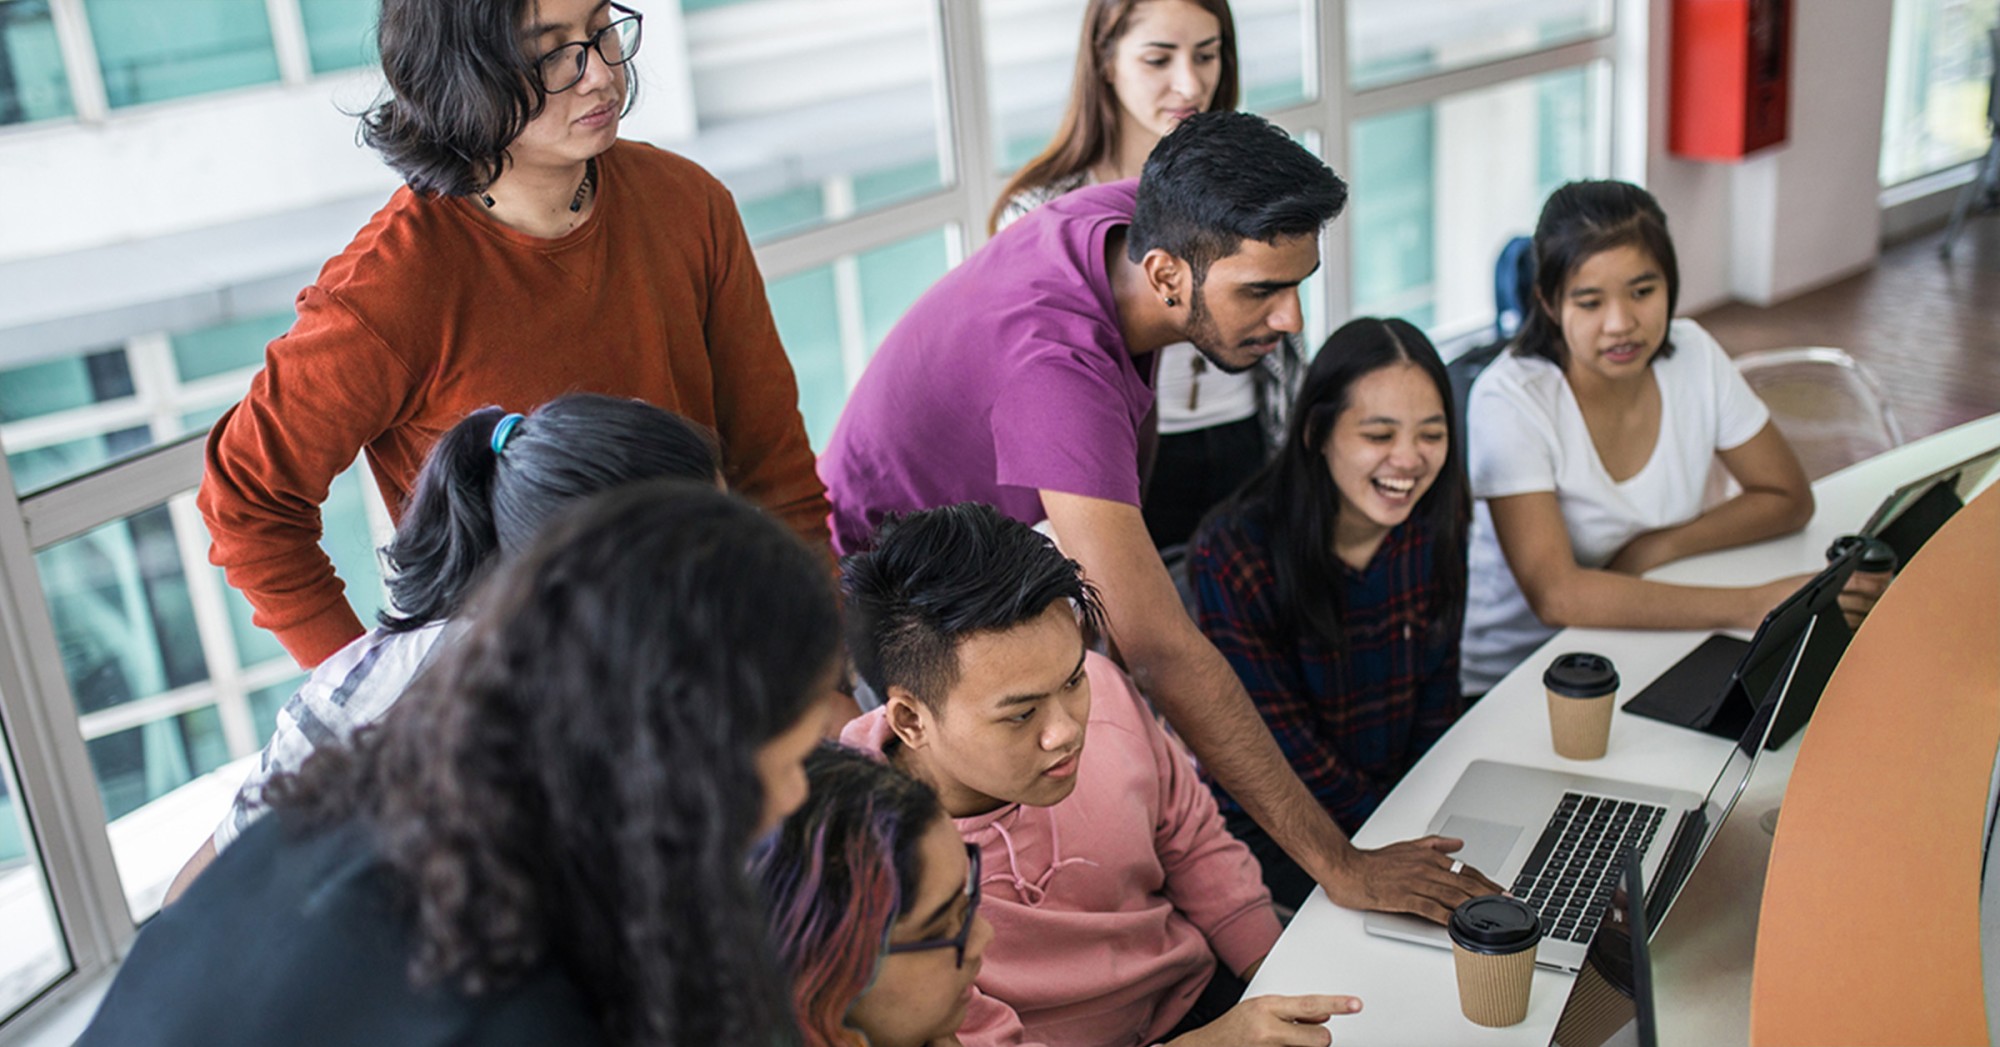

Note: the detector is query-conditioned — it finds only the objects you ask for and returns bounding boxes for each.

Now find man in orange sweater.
[199,0,828,667]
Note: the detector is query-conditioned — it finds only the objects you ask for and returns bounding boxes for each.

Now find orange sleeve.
[196,287,416,667]
[697,180,833,560]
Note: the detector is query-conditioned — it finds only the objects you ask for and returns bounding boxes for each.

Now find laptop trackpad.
[1437,815,1522,875]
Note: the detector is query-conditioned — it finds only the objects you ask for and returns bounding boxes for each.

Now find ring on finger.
[1449,859,1465,875]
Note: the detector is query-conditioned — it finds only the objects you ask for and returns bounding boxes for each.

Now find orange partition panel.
[1751,485,1998,1045]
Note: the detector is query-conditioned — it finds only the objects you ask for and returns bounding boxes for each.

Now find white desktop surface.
[1244,413,2000,1046]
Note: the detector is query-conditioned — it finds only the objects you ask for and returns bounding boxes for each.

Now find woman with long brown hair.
[991,0,1294,552]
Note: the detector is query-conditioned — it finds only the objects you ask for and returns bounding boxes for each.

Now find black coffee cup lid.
[1827,534,1896,573]
[1544,652,1618,698]
[1449,895,1542,954]
[1858,538,1897,573]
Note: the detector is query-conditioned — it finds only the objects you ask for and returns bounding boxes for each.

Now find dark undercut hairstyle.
[271,480,837,1047]
[842,503,1106,711]
[1204,317,1469,657]
[1514,179,1682,369]
[362,0,640,197]
[1126,110,1348,284]
[379,393,720,633]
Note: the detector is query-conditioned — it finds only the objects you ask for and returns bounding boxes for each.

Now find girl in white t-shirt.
[1461,181,1881,694]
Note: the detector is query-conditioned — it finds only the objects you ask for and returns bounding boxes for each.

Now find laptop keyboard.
[1509,792,1665,943]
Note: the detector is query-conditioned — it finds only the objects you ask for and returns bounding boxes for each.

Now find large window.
[1342,3,1616,343]
[768,228,958,448]
[1347,0,1611,89]
[35,480,384,920]
[2,315,289,497]
[668,0,950,244]
[298,0,376,75]
[0,722,65,1021]
[1350,63,1608,333]
[0,0,71,125]
[1881,0,1997,187]
[2,309,389,924]
[83,0,281,108]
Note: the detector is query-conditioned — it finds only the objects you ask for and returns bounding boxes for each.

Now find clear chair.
[1733,347,1905,481]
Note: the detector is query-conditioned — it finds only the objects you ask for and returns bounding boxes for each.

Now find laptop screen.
[1640,615,1814,937]
[1549,855,1656,1047]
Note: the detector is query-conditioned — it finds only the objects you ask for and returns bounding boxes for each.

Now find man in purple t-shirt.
[820,112,1502,923]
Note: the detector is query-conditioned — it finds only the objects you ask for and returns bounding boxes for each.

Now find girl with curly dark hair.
[81,481,840,1047]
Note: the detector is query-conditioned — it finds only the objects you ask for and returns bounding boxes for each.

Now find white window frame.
[0,0,1649,1038]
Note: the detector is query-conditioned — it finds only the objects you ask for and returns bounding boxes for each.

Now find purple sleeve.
[990,354,1144,506]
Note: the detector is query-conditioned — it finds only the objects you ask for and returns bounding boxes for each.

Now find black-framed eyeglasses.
[535,3,643,94]
[883,844,982,969]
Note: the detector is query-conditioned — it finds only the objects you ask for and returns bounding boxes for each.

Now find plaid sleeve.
[1408,528,1467,761]
[212,626,441,852]
[213,677,327,852]
[1190,520,1379,820]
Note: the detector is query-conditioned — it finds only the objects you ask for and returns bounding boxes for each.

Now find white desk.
[1245,413,2000,1046]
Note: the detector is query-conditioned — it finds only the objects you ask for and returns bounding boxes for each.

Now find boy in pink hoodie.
[839,504,1361,1047]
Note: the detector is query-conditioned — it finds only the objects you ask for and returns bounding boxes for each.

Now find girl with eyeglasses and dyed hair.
[754,744,994,1047]
[199,0,828,673]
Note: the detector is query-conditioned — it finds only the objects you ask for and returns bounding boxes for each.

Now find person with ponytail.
[82,481,839,1047]
[162,394,720,904]
[753,745,992,1047]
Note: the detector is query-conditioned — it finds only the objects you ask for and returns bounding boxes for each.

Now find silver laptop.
[1363,618,1814,972]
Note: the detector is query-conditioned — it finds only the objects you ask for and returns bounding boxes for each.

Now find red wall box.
[1670,0,1793,161]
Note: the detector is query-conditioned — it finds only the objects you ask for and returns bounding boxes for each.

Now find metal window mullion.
[351,456,395,610]
[124,331,181,445]
[173,370,265,412]
[22,437,206,551]
[0,399,152,454]
[240,654,305,693]
[751,188,970,281]
[1347,34,1617,120]
[0,457,134,982]
[1610,0,1650,184]
[1312,0,1360,339]
[164,494,257,757]
[74,671,224,743]
[939,0,999,253]
[47,0,108,121]
[264,0,313,85]
[822,175,872,389]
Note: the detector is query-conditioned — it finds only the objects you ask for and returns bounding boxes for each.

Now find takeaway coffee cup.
[1544,653,1619,760]
[1449,895,1542,1027]
[1825,535,1897,630]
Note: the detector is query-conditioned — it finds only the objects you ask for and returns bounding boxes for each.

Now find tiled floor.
[1696,217,2000,443]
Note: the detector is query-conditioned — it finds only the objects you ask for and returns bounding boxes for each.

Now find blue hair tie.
[491,412,526,455]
